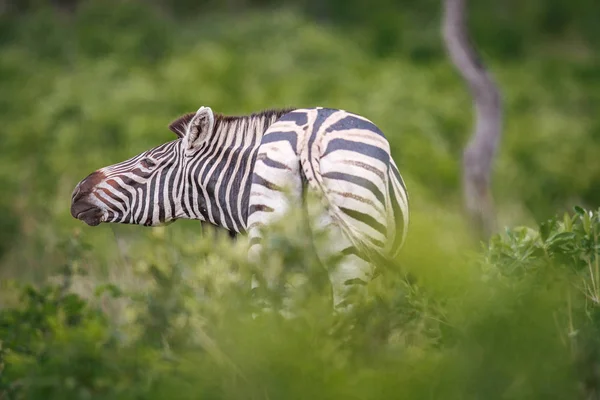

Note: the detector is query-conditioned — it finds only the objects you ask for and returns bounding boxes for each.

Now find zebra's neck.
[192,108,295,233]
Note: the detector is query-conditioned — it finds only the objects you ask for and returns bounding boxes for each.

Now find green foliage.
[0,283,114,398]
[2,206,600,399]
[0,0,598,277]
[1,1,599,399]
[6,0,600,61]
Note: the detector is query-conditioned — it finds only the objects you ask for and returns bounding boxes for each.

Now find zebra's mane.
[213,107,297,137]
[214,107,296,124]
[169,107,297,139]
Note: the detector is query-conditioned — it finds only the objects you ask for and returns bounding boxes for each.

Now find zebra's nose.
[71,171,105,207]
[72,171,104,197]
[70,171,105,225]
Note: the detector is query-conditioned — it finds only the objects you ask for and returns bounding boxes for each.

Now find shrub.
[1,206,600,399]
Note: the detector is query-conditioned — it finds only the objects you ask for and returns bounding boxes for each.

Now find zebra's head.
[70,106,215,227]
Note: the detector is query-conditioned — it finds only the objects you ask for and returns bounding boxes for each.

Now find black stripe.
[123,210,132,224]
[224,139,252,232]
[261,131,298,150]
[197,192,209,221]
[223,149,243,231]
[187,155,204,218]
[339,206,387,235]
[238,125,262,228]
[341,246,370,262]
[146,173,157,225]
[181,163,195,217]
[212,145,236,229]
[129,187,138,223]
[157,167,170,223]
[322,171,385,204]
[322,138,389,164]
[248,204,274,215]
[112,181,134,220]
[133,186,145,224]
[152,141,176,158]
[129,167,154,180]
[116,185,133,223]
[199,141,226,226]
[189,158,212,223]
[277,110,308,126]
[325,115,385,138]
[95,193,116,209]
[191,146,215,221]
[152,143,178,221]
[117,182,134,223]
[239,158,257,220]
[259,155,289,170]
[262,116,273,135]
[227,150,247,230]
[252,173,282,191]
[166,156,179,220]
[98,187,123,204]
[388,171,405,254]
[106,211,116,222]
[390,162,408,196]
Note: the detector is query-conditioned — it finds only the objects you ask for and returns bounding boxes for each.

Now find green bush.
[1,206,600,399]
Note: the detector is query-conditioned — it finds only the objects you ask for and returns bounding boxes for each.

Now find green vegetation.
[1,1,599,398]
[3,201,600,398]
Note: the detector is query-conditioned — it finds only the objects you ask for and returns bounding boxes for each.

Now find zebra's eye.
[140,158,157,169]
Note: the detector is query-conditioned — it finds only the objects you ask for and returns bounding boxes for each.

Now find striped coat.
[70,106,409,308]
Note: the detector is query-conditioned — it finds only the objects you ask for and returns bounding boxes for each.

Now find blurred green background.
[0,0,600,399]
[1,0,599,277]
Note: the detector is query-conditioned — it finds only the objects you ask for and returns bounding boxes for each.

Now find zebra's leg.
[304,194,374,311]
[246,140,303,291]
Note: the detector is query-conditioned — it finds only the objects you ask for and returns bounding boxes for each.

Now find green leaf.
[574,205,586,216]
[94,284,123,299]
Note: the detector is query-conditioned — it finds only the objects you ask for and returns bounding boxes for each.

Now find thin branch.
[442,0,503,239]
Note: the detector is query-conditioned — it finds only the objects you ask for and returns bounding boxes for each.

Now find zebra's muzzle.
[71,171,106,226]
[71,202,103,227]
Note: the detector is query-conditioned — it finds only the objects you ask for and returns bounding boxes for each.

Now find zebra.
[70,106,409,309]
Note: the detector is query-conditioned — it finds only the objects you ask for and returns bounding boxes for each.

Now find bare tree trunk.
[442,0,502,240]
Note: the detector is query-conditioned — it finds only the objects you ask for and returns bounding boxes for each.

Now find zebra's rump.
[290,107,409,260]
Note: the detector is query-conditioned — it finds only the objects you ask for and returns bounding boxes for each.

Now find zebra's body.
[70,106,409,308]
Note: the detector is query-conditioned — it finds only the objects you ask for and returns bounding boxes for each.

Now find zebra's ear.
[186,106,214,151]
[168,112,195,139]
